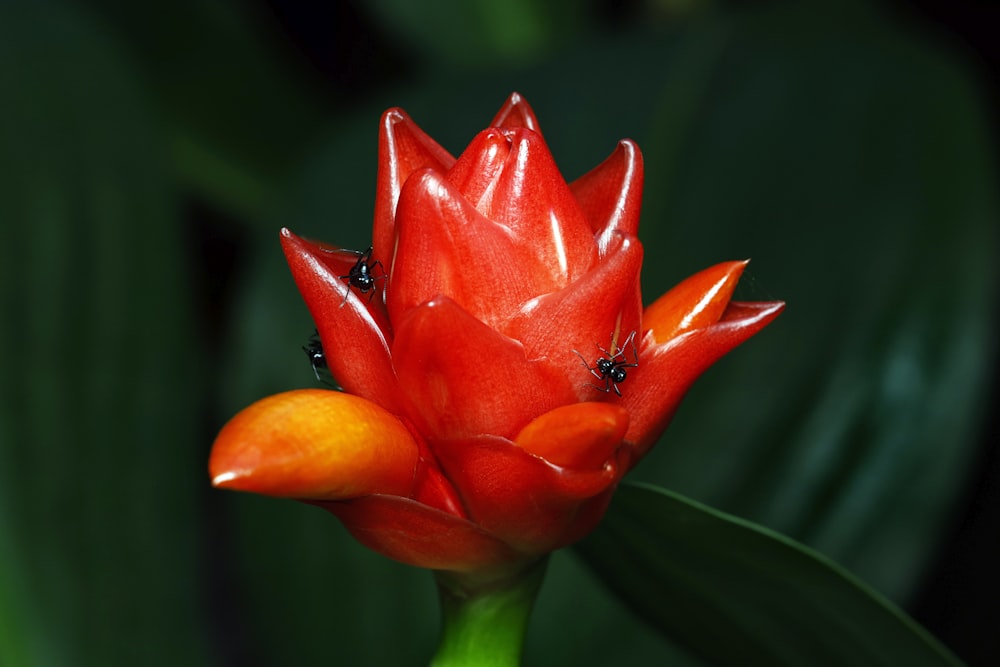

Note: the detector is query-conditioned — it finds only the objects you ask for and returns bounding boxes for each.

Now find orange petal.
[514,402,629,469]
[210,389,419,500]
[644,260,749,344]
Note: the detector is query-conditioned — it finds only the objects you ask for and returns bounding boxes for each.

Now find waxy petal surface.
[433,435,622,553]
[373,108,456,265]
[211,389,419,499]
[445,128,511,208]
[392,297,577,441]
[503,233,643,389]
[482,128,597,283]
[644,260,749,344]
[280,229,401,412]
[489,91,542,132]
[388,169,544,328]
[514,402,629,470]
[312,496,523,573]
[570,139,644,255]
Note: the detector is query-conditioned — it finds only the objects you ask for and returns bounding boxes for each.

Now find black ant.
[339,246,385,305]
[574,331,639,397]
[303,330,332,384]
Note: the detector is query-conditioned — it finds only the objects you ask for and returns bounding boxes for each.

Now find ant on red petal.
[302,330,339,388]
[574,330,639,397]
[339,246,385,305]
[303,330,328,382]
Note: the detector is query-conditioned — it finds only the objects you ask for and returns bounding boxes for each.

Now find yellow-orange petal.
[514,402,629,469]
[644,260,749,344]
[210,389,419,500]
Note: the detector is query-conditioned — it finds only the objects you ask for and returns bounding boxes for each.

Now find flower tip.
[491,92,541,133]
[210,469,241,488]
[644,259,754,343]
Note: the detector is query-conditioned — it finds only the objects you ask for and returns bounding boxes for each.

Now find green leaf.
[85,0,334,225]
[362,0,590,67]
[630,2,999,602]
[575,483,962,666]
[0,4,210,665]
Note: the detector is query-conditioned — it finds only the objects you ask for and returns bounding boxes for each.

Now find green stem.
[430,558,548,667]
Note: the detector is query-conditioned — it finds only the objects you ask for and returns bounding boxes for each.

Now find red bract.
[210,93,784,576]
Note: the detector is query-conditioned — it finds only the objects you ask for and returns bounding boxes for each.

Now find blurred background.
[1,0,997,665]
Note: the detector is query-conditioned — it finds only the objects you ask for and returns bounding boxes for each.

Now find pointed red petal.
[570,139,644,256]
[312,496,524,573]
[624,300,785,454]
[373,108,456,267]
[514,402,629,470]
[387,168,550,328]
[484,128,597,282]
[445,128,510,209]
[489,91,542,133]
[644,260,749,344]
[433,435,622,553]
[392,297,577,441]
[503,233,643,392]
[210,389,419,499]
[280,228,401,412]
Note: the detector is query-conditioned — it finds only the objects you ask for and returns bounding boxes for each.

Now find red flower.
[210,93,783,576]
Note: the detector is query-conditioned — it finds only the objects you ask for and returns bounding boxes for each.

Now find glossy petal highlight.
[570,139,644,255]
[514,402,629,469]
[313,496,523,573]
[644,260,749,344]
[393,297,577,441]
[210,389,419,499]
[280,228,401,412]
[374,108,456,264]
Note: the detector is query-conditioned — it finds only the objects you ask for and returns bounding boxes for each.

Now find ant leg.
[573,349,592,371]
[338,275,352,307]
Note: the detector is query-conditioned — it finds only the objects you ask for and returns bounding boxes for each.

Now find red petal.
[387,169,550,328]
[210,389,419,499]
[570,139,644,256]
[392,297,577,441]
[624,300,785,454]
[280,229,402,412]
[445,128,510,209]
[312,496,524,573]
[483,128,597,283]
[503,233,643,394]
[433,435,622,553]
[644,260,749,344]
[514,402,629,470]
[489,91,542,133]
[373,108,456,268]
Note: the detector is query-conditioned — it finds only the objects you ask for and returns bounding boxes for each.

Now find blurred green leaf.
[576,482,962,666]
[85,0,334,224]
[0,3,210,665]
[630,2,998,602]
[362,0,590,67]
